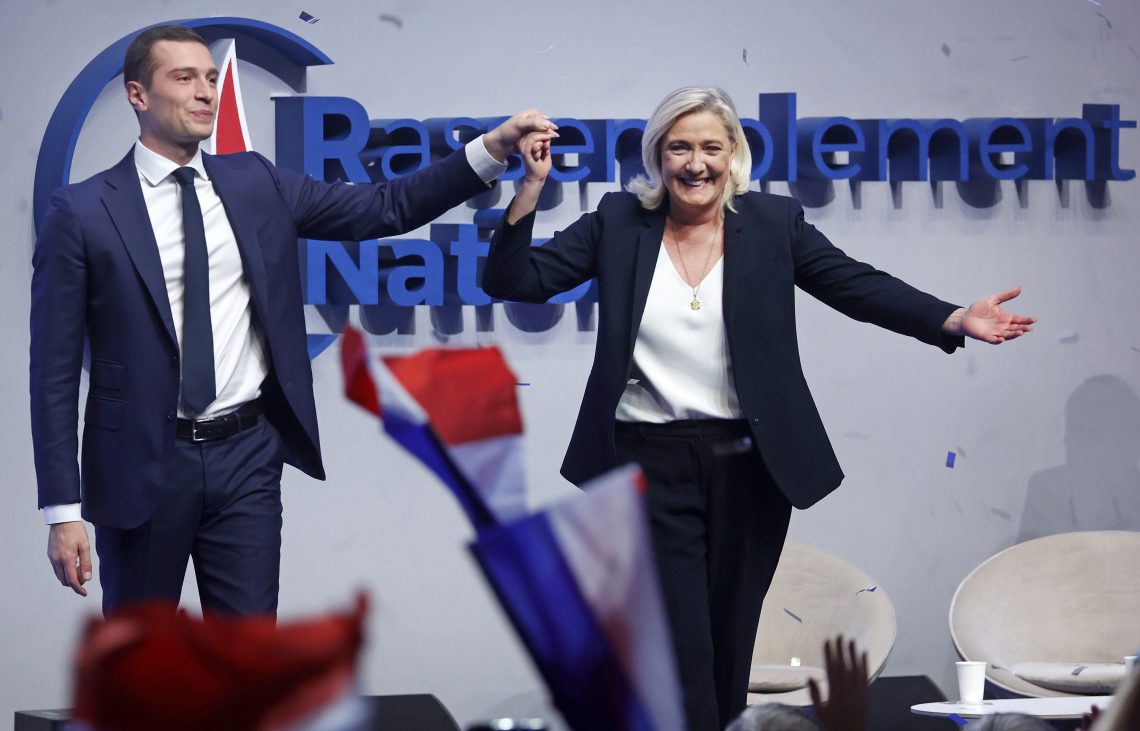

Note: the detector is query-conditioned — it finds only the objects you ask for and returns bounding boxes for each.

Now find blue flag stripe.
[382,407,497,530]
[471,513,659,731]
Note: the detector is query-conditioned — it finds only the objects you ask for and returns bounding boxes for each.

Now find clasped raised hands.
[483,109,558,166]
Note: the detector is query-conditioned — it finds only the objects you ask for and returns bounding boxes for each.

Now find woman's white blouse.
[615,241,744,423]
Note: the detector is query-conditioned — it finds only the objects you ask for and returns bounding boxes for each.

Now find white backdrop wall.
[3,1,1139,727]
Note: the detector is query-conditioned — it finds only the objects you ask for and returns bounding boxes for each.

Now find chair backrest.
[949,530,1140,697]
[753,540,897,680]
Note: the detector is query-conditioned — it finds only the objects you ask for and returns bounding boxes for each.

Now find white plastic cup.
[956,661,987,704]
[1126,656,1136,673]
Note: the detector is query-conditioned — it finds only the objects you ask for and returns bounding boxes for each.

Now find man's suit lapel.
[203,155,272,333]
[627,208,666,356]
[101,152,178,347]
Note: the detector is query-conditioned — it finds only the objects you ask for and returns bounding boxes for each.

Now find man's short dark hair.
[123,25,208,88]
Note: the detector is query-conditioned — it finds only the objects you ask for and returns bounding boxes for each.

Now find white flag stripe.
[448,434,528,521]
[373,358,429,425]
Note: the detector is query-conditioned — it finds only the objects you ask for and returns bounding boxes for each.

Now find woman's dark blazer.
[484,191,963,509]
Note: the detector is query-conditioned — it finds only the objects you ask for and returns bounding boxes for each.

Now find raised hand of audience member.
[808,635,869,731]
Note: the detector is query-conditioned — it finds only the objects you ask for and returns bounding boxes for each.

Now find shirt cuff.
[43,503,82,525]
[467,135,509,185]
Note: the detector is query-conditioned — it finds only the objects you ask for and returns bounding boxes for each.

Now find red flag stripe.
[339,327,381,416]
[383,348,522,445]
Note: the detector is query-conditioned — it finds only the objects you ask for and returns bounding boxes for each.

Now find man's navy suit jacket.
[485,191,965,510]
[31,147,486,528]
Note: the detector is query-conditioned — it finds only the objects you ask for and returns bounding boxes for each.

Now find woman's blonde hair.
[627,86,752,213]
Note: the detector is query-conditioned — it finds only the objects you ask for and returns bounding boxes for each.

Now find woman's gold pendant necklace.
[667,217,721,311]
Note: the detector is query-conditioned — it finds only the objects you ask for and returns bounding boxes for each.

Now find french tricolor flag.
[470,465,685,731]
[339,329,683,730]
[339,326,525,528]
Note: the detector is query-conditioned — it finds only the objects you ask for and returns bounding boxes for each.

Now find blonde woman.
[484,87,1033,731]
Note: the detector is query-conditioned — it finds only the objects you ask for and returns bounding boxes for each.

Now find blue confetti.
[856,586,878,595]
[516,382,531,386]
[1072,665,1087,676]
[949,713,968,726]
[742,49,753,69]
[1087,0,1101,5]
[783,608,803,623]
[946,451,956,468]
[299,10,319,23]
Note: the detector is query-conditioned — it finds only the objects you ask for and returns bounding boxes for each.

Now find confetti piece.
[790,657,802,667]
[379,13,404,29]
[537,43,555,54]
[946,451,956,469]
[956,446,968,459]
[516,382,530,386]
[855,586,878,595]
[1011,55,1029,61]
[1056,330,1079,344]
[949,713,968,726]
[941,43,951,57]
[991,508,1012,521]
[1097,12,1112,28]
[783,608,803,623]
[844,430,869,440]
[299,10,319,23]
[1072,665,1087,675]
[1131,346,1140,354]
[742,48,753,69]
[1087,0,1101,6]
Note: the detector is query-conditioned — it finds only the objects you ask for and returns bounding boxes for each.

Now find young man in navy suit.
[30,25,556,615]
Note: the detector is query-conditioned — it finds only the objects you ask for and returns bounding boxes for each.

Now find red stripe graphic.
[214,58,247,154]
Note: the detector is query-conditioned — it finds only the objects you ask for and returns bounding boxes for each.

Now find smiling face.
[126,40,218,164]
[660,109,736,219]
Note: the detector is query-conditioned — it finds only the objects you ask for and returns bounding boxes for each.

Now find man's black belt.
[176,401,262,442]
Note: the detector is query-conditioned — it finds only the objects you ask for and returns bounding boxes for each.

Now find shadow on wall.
[1017,374,1140,543]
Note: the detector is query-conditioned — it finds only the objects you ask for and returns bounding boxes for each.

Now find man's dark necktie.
[172,167,215,416]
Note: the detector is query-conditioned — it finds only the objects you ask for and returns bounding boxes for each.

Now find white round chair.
[949,530,1140,697]
[746,540,897,706]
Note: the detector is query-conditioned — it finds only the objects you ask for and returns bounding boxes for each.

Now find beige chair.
[746,540,897,706]
[949,530,1140,697]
